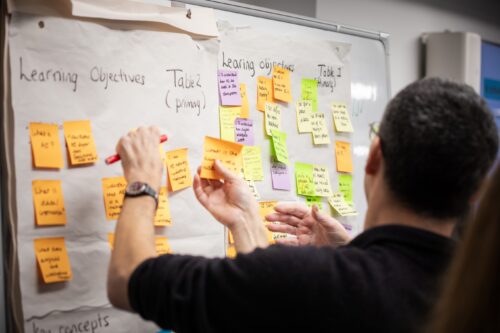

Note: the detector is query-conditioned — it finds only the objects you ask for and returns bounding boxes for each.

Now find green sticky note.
[301,78,318,112]
[305,196,323,210]
[295,162,315,196]
[271,129,289,165]
[338,174,353,204]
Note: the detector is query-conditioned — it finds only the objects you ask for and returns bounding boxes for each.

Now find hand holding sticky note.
[200,137,243,180]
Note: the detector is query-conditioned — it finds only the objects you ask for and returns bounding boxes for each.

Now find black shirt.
[128,225,454,333]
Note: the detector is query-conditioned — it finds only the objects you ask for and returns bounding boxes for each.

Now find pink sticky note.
[218,69,242,106]
[235,118,254,146]
[271,160,291,190]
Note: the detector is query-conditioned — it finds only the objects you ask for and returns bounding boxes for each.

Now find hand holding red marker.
[105,134,168,165]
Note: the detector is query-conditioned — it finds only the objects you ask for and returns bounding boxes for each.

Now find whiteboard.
[2,1,390,332]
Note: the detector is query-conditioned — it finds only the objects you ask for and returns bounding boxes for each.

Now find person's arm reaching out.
[193,160,269,253]
[107,127,163,310]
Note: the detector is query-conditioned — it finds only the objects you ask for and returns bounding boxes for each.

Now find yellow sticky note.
[166,148,193,192]
[32,180,67,226]
[228,230,234,244]
[297,100,313,133]
[328,192,358,216]
[265,102,281,136]
[227,245,237,258]
[201,136,244,180]
[335,141,353,173]
[313,165,333,197]
[332,102,354,132]
[219,106,241,142]
[34,237,72,283]
[63,120,98,165]
[257,76,274,112]
[108,233,115,250]
[240,84,250,118]
[311,113,330,145]
[272,66,292,102]
[242,146,264,181]
[155,236,172,255]
[102,176,127,221]
[154,187,172,226]
[29,122,64,169]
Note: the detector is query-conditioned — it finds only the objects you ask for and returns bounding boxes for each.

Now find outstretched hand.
[266,203,351,247]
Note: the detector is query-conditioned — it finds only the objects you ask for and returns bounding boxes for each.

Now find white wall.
[316,0,500,95]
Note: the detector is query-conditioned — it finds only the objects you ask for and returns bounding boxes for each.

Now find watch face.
[126,182,146,195]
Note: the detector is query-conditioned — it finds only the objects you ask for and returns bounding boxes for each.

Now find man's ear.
[365,137,383,175]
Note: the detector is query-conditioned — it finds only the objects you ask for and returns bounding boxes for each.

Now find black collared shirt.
[129,225,454,333]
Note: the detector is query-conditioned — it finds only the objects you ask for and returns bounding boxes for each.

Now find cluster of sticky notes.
[335,141,353,173]
[166,148,193,192]
[257,76,274,112]
[265,102,282,136]
[328,192,357,216]
[32,180,67,226]
[272,66,292,102]
[201,136,243,179]
[235,118,254,145]
[154,187,172,226]
[218,69,241,106]
[271,129,289,165]
[101,176,127,220]
[295,162,333,197]
[34,237,72,283]
[63,120,99,165]
[242,146,264,181]
[271,160,290,191]
[332,102,354,133]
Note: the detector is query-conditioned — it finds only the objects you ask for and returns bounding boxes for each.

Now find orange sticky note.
[200,136,243,180]
[257,76,274,112]
[32,180,67,226]
[258,201,282,243]
[155,236,172,255]
[166,148,193,192]
[34,237,72,283]
[272,66,292,102]
[108,233,115,249]
[240,84,249,118]
[63,120,98,165]
[154,187,172,226]
[227,245,237,258]
[335,141,353,173]
[102,176,127,220]
[29,122,64,169]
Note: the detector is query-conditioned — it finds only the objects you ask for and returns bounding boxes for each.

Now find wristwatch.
[124,181,159,207]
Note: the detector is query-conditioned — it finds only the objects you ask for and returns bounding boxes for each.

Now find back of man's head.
[379,77,498,219]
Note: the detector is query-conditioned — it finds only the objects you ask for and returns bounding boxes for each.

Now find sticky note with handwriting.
[313,165,333,197]
[155,236,172,255]
[257,76,274,112]
[301,78,318,112]
[29,122,64,169]
[246,180,261,200]
[242,146,264,181]
[258,201,281,243]
[328,192,357,216]
[335,141,353,173]
[295,162,315,196]
[296,100,313,133]
[338,174,353,204]
[332,102,354,132]
[102,176,127,221]
[166,148,192,192]
[271,129,289,165]
[240,84,250,118]
[34,237,72,283]
[154,187,172,226]
[219,106,241,142]
[32,180,67,226]
[271,160,290,191]
[272,66,292,102]
[235,118,254,146]
[63,120,98,165]
[311,113,330,145]
[201,137,243,180]
[305,196,323,210]
[265,102,282,136]
[218,69,241,106]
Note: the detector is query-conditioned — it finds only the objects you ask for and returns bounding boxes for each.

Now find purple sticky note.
[271,160,291,191]
[235,118,254,145]
[218,69,242,106]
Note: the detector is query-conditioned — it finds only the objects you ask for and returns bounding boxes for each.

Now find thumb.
[311,205,333,227]
[214,159,238,181]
